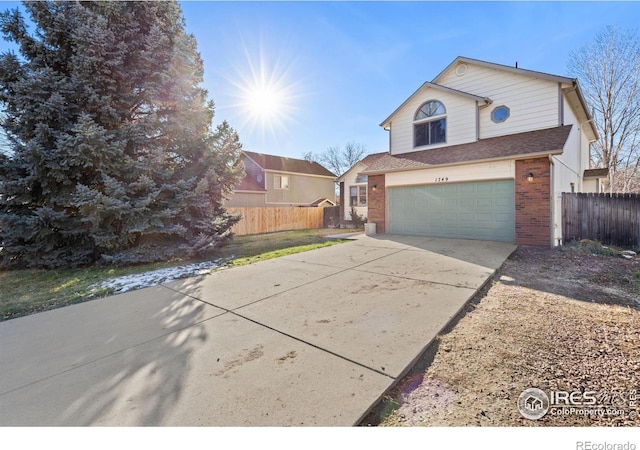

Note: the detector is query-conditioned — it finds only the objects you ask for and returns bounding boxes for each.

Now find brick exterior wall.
[515,157,551,246]
[367,174,386,234]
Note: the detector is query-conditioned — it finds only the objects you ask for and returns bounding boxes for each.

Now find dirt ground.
[361,241,640,427]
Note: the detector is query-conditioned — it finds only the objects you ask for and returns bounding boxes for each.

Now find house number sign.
[435,177,449,182]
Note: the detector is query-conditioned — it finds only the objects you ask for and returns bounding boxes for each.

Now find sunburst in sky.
[224,41,305,145]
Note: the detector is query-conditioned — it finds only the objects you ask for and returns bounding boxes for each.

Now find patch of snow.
[91,259,226,295]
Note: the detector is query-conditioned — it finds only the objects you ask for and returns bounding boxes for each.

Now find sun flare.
[246,84,283,119]
[224,44,303,141]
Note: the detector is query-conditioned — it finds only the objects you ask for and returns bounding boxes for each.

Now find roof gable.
[380,81,491,129]
[336,152,387,182]
[235,175,266,192]
[434,56,575,85]
[379,56,598,141]
[243,151,336,177]
[435,56,598,141]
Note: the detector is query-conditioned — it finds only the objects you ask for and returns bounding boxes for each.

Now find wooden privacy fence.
[323,206,340,228]
[227,207,326,236]
[562,193,640,248]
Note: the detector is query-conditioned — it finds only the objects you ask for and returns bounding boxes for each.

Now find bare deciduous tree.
[568,26,640,193]
[304,141,366,176]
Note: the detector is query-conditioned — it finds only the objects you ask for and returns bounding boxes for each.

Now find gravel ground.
[361,241,640,427]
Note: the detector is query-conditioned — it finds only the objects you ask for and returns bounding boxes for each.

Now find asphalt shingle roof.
[243,151,336,177]
[363,125,573,174]
[358,152,388,167]
[583,168,609,178]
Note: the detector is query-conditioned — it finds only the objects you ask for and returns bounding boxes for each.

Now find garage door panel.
[388,180,515,242]
[495,197,512,207]
[476,184,494,194]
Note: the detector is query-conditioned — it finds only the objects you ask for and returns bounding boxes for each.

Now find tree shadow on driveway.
[0,281,222,426]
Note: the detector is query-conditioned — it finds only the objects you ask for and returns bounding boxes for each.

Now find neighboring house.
[336,152,386,223]
[582,168,609,193]
[361,56,607,246]
[226,151,337,207]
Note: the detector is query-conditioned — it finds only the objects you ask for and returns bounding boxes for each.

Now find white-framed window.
[274,174,289,189]
[350,185,367,207]
[414,100,446,147]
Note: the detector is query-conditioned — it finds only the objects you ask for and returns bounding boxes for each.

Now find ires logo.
[549,390,597,406]
[517,388,635,420]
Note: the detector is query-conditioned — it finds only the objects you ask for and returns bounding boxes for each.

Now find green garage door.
[388,180,515,242]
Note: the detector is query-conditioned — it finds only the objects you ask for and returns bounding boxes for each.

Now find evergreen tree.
[0,1,243,268]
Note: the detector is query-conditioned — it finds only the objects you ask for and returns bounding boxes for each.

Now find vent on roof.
[455,63,468,76]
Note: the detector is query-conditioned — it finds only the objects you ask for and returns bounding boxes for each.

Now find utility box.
[365,223,376,236]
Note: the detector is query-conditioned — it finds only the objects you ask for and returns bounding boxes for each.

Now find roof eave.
[379,81,491,129]
[361,149,565,176]
[336,161,367,182]
[562,83,599,141]
[434,56,575,85]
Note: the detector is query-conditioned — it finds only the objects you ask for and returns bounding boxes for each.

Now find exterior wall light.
[527,173,534,183]
[372,184,378,192]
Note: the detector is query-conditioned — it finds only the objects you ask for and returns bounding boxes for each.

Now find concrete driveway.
[0,235,515,426]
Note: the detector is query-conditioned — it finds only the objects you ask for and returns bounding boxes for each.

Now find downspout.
[548,155,557,246]
[475,101,479,140]
[578,118,596,191]
[476,100,492,140]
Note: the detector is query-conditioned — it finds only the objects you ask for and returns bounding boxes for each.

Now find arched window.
[414,100,446,147]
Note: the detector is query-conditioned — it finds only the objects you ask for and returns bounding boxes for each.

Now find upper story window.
[274,174,289,189]
[491,105,510,123]
[414,100,446,147]
[355,174,368,184]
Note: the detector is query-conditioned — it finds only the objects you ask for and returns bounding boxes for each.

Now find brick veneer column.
[515,158,551,246]
[368,174,386,233]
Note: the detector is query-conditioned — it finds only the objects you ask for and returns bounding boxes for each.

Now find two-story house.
[361,56,606,246]
[226,151,337,207]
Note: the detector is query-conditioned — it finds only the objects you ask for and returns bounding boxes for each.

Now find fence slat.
[562,192,640,248]
[226,206,327,236]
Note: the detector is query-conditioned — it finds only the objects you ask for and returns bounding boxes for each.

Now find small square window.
[274,175,289,189]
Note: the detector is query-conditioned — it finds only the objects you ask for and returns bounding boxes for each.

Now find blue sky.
[2,1,640,160]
